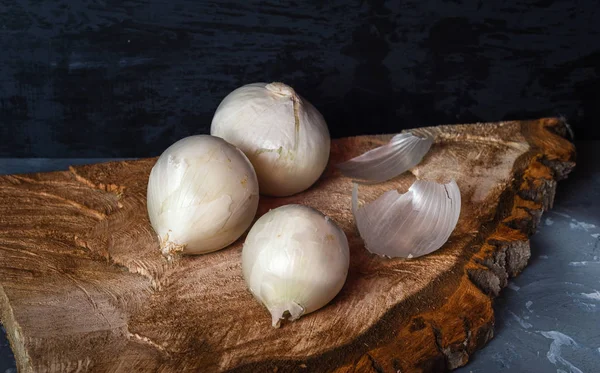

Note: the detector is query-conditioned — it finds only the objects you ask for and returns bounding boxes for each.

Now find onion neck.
[265,82,296,98]
[265,82,302,153]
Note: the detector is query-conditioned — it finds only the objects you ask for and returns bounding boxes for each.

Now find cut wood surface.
[0,118,575,373]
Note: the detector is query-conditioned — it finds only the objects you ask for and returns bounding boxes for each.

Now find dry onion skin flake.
[337,133,433,183]
[353,179,461,258]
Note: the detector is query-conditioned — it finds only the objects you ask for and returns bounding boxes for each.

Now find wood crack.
[126,328,170,356]
[35,191,108,219]
[365,353,385,373]
[411,128,531,151]
[73,237,160,291]
[461,317,472,350]
[0,283,33,373]
[68,166,126,195]
[12,175,82,187]
[429,322,445,362]
[67,274,114,329]
[1,186,108,220]
[428,319,472,371]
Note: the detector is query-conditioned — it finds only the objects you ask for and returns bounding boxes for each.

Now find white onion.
[337,133,433,183]
[353,179,461,258]
[147,135,259,257]
[242,204,350,327]
[211,82,330,197]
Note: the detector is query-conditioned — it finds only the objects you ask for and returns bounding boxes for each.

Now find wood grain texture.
[1,0,598,157]
[0,118,574,372]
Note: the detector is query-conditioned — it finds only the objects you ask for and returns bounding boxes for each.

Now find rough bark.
[0,118,575,372]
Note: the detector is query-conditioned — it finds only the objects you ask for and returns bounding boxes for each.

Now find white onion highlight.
[337,133,433,183]
[242,204,350,327]
[353,179,461,258]
[211,82,330,197]
[147,135,259,257]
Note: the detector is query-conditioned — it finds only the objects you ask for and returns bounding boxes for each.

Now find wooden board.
[0,118,575,373]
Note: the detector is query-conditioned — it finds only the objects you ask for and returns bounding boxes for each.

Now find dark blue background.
[1,0,599,157]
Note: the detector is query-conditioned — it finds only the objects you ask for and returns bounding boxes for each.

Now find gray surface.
[0,146,599,372]
[457,142,600,373]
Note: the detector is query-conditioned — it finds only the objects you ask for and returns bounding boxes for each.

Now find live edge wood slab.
[0,118,575,373]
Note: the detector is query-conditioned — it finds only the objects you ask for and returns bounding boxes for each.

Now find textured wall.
[1,0,598,157]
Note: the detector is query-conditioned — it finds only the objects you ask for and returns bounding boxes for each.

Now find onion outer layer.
[337,133,433,183]
[352,179,461,258]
